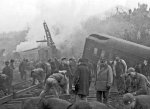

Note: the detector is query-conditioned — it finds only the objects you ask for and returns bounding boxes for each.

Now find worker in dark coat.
[141,59,150,80]
[2,61,13,93]
[128,68,148,96]
[113,56,127,92]
[59,58,72,91]
[95,58,113,103]
[69,58,77,93]
[0,73,7,95]
[74,58,91,101]
[9,59,15,85]
[19,59,27,80]
[123,93,150,109]
[48,59,57,74]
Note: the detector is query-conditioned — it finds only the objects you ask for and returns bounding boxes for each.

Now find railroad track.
[12,80,33,91]
[0,84,40,105]
[0,81,124,109]
[12,80,32,87]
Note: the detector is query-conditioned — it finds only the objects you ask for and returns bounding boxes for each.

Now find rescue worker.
[40,71,69,98]
[113,56,127,93]
[2,61,13,93]
[141,59,150,79]
[134,63,142,73]
[74,58,91,101]
[19,59,27,80]
[86,59,94,79]
[48,59,57,74]
[0,73,7,95]
[10,59,15,70]
[128,67,148,95]
[59,58,72,92]
[69,58,77,93]
[95,58,113,103]
[54,57,60,71]
[123,93,150,109]
[43,60,52,83]
[31,68,44,85]
[69,58,77,76]
[9,59,15,85]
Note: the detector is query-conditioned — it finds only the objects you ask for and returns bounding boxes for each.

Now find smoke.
[15,0,141,57]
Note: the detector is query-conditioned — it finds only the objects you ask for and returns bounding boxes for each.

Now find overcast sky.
[0,0,150,33]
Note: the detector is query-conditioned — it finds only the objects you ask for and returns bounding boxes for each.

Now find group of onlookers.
[94,56,150,109]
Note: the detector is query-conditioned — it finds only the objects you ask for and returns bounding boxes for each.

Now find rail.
[12,80,32,87]
[0,84,39,105]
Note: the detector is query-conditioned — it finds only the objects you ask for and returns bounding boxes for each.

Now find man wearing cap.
[127,67,148,96]
[2,61,13,94]
[9,59,15,87]
[113,56,127,93]
[123,93,150,109]
[40,71,69,98]
[74,58,91,101]
[95,58,113,103]
[59,58,72,92]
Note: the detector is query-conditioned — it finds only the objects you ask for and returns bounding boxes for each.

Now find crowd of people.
[1,56,150,109]
[95,56,150,109]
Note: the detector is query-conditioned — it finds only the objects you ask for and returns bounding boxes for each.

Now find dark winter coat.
[141,64,150,77]
[74,63,91,96]
[2,66,13,79]
[130,73,148,95]
[19,61,27,73]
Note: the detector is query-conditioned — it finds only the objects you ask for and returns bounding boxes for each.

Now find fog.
[0,0,150,57]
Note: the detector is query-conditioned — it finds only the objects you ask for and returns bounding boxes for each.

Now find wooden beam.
[8,94,71,103]
[0,84,39,105]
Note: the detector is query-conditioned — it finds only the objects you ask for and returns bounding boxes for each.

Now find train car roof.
[88,33,150,59]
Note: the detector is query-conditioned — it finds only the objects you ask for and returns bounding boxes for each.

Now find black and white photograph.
[0,0,150,109]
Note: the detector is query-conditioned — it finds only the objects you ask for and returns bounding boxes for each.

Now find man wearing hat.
[127,67,148,96]
[73,58,91,101]
[2,61,13,94]
[123,93,150,109]
[95,58,113,103]
[59,58,72,92]
[9,59,15,86]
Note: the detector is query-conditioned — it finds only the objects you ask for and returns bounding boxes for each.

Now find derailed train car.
[82,33,150,67]
[19,46,60,62]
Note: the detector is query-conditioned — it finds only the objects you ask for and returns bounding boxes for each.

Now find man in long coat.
[74,58,91,101]
[95,58,113,103]
[19,59,27,80]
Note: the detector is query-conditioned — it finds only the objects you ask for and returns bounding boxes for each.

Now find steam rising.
[15,0,148,57]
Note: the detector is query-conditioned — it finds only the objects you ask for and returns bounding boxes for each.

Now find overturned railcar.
[82,33,150,67]
[19,46,60,62]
